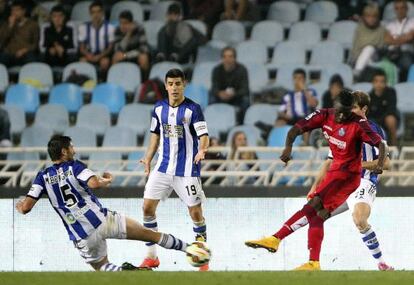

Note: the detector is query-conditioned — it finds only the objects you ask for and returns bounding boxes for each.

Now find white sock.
[193,219,207,241]
[361,226,385,263]
[143,215,158,259]
[100,263,121,271]
[157,233,188,252]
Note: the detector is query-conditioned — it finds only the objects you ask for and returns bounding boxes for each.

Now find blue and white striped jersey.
[280,88,317,120]
[150,98,208,177]
[27,160,107,241]
[78,21,115,54]
[328,120,386,185]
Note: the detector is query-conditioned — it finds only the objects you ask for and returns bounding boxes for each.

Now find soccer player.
[139,69,210,270]
[16,135,191,271]
[245,89,388,270]
[288,91,394,270]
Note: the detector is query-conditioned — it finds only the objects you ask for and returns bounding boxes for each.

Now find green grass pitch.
[1,271,414,285]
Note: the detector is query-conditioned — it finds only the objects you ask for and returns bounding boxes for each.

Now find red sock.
[274,204,316,240]
[308,215,324,261]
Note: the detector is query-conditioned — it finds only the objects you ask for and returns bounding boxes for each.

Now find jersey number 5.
[60,184,78,207]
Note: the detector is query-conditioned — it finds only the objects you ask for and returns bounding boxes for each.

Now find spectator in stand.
[211,46,249,122]
[112,11,150,80]
[385,0,414,81]
[0,0,39,67]
[187,0,224,35]
[229,131,257,160]
[78,0,115,78]
[221,0,260,22]
[322,74,345,109]
[0,107,11,148]
[40,5,76,67]
[156,3,205,64]
[368,69,399,146]
[350,3,406,79]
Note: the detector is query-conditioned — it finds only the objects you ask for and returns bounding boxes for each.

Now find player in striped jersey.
[16,135,191,271]
[139,69,210,270]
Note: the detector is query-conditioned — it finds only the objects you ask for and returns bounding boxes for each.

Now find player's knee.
[308,196,324,211]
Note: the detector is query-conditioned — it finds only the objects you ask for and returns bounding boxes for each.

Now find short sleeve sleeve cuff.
[77,168,96,183]
[27,184,44,200]
[193,121,208,137]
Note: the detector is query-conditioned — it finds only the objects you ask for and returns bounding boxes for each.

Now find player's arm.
[87,172,113,189]
[16,196,38,215]
[194,134,209,164]
[362,156,391,171]
[307,158,332,200]
[17,174,45,214]
[140,133,160,175]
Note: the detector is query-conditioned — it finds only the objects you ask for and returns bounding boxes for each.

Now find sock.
[157,233,188,252]
[100,262,121,271]
[308,215,324,261]
[143,215,158,259]
[193,219,207,241]
[361,226,385,263]
[274,204,315,240]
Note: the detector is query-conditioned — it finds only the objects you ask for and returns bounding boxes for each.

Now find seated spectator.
[78,0,114,78]
[221,0,260,22]
[322,74,344,109]
[112,11,150,80]
[385,0,414,81]
[0,0,39,67]
[187,0,223,35]
[40,5,76,67]
[156,3,205,63]
[368,69,399,146]
[0,107,11,148]
[229,131,257,160]
[211,46,249,122]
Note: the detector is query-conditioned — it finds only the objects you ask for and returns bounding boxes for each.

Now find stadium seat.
[212,20,245,45]
[244,62,269,94]
[62,62,97,83]
[18,62,53,92]
[117,103,153,137]
[184,84,209,110]
[407,64,414,83]
[274,64,307,90]
[5,84,40,114]
[71,1,93,22]
[308,82,328,104]
[268,41,307,69]
[226,125,262,146]
[204,103,236,135]
[76,104,111,135]
[309,41,344,66]
[244,104,278,126]
[185,20,208,36]
[126,151,145,171]
[251,21,284,49]
[394,82,414,113]
[110,1,144,23]
[88,152,123,172]
[33,104,69,134]
[191,61,217,90]
[91,83,126,114]
[305,1,338,29]
[383,1,414,22]
[267,1,300,28]
[107,62,141,93]
[150,1,177,21]
[236,40,268,65]
[149,61,182,80]
[195,45,221,64]
[351,82,372,93]
[288,21,321,51]
[49,83,83,113]
[328,20,357,50]
[64,126,97,147]
[103,126,136,147]
[3,105,25,135]
[268,126,302,147]
[0,63,9,93]
[320,63,353,87]
[143,20,164,50]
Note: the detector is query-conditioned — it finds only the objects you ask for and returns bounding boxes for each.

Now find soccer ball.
[186,241,211,267]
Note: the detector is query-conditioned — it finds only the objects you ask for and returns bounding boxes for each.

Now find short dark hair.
[337,89,355,108]
[167,3,181,15]
[51,5,65,16]
[329,74,344,87]
[47,135,72,161]
[372,69,387,80]
[119,10,133,22]
[221,46,237,58]
[353,91,371,111]
[89,0,103,11]
[165,68,185,82]
[293,68,306,78]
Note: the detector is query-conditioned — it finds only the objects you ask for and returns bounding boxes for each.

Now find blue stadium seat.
[191,61,217,90]
[0,63,9,93]
[34,104,69,134]
[126,151,145,171]
[117,103,153,137]
[226,125,262,146]
[394,82,414,113]
[110,1,143,23]
[267,1,300,28]
[268,41,306,69]
[149,61,182,80]
[268,126,302,147]
[18,62,53,92]
[244,62,269,94]
[310,41,344,66]
[328,20,357,50]
[92,83,126,114]
[244,104,278,126]
[103,126,136,147]
[3,105,25,135]
[49,83,83,113]
[309,82,328,105]
[76,104,111,135]
[236,40,268,65]
[320,64,353,87]
[71,1,93,22]
[107,62,141,93]
[184,84,209,110]
[64,126,97,147]
[407,64,414,83]
[351,82,372,93]
[251,21,284,49]
[305,1,338,29]
[143,20,164,50]
[150,1,177,21]
[274,64,307,90]
[204,103,236,135]
[5,84,40,114]
[212,20,245,45]
[88,152,123,172]
[195,45,222,64]
[288,21,321,51]
[62,61,97,82]
[185,20,208,36]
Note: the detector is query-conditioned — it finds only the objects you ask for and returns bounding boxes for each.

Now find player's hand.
[280,147,292,165]
[15,199,24,214]
[307,184,317,201]
[194,149,207,164]
[140,158,151,176]
[102,172,113,182]
[372,164,383,174]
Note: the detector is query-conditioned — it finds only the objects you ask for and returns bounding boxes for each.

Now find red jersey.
[295,108,383,174]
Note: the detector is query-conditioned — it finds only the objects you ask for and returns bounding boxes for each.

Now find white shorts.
[144,171,206,207]
[73,210,127,264]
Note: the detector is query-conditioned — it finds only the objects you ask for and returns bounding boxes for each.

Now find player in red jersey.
[245,90,388,270]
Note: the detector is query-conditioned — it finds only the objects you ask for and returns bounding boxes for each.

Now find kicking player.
[139,69,210,270]
[245,90,388,270]
[16,135,191,271]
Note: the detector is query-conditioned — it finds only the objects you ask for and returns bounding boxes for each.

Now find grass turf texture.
[1,271,414,285]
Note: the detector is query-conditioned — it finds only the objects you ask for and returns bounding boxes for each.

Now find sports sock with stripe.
[361,226,385,263]
[100,263,122,271]
[143,215,158,259]
[157,233,188,252]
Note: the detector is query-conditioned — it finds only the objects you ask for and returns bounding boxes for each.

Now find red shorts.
[308,171,361,212]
